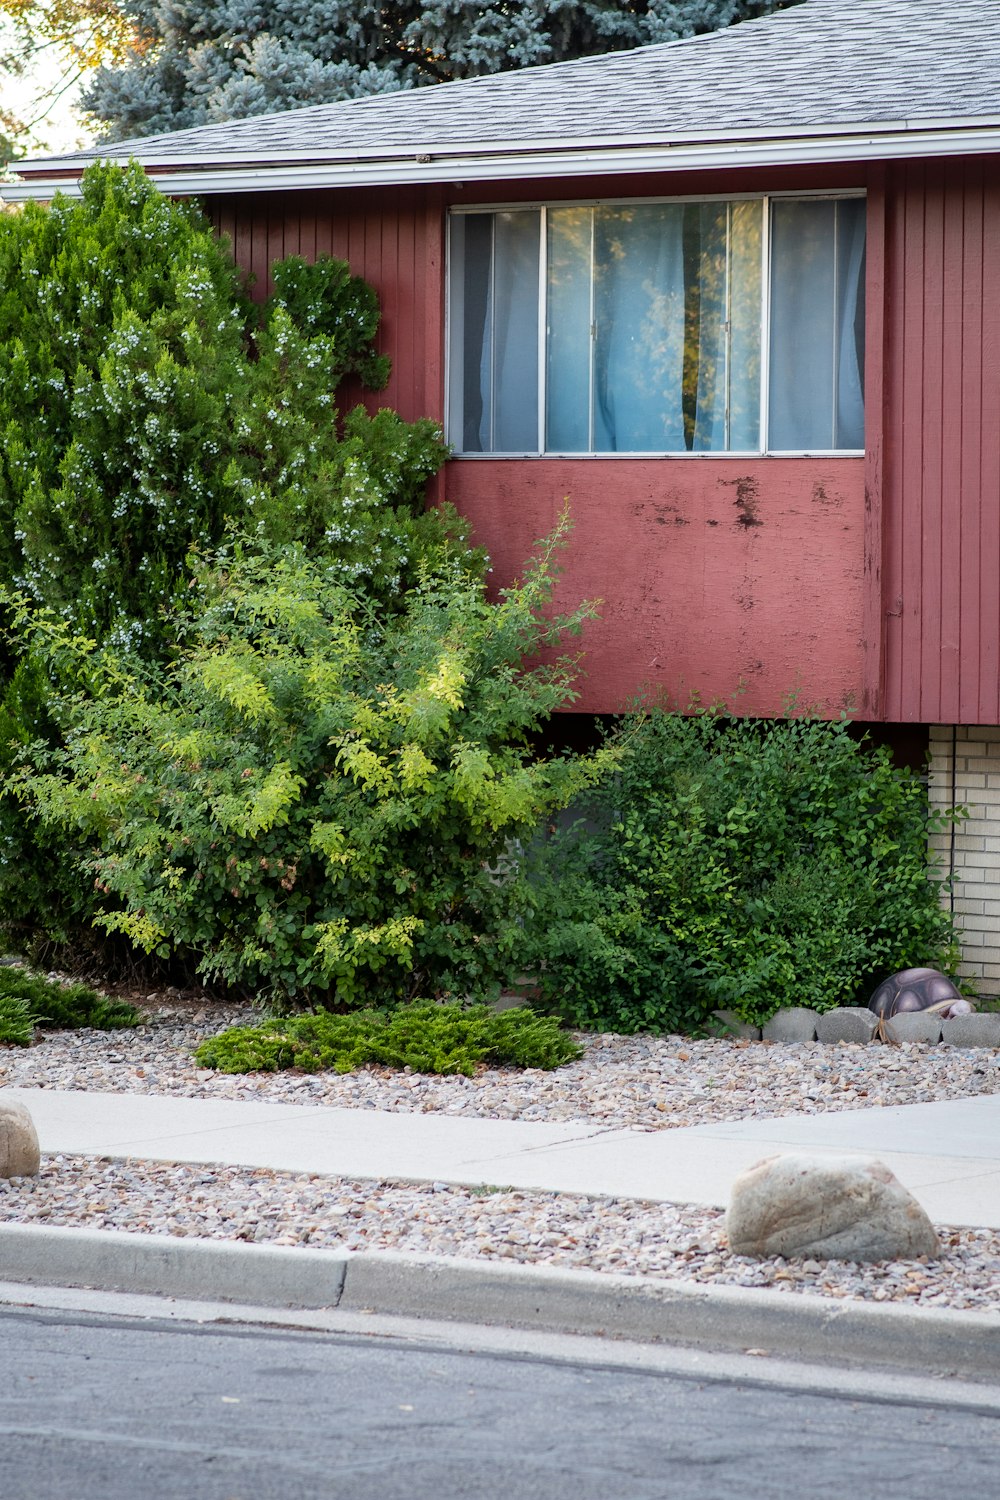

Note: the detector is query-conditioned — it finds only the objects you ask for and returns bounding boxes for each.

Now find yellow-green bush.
[12,529,615,1007]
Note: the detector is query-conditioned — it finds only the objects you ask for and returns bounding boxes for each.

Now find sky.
[2,20,96,156]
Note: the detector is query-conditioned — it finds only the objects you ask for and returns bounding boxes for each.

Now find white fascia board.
[5,122,1000,201]
[14,110,1000,174]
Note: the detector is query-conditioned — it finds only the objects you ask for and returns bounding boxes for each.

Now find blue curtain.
[769,198,865,451]
[593,204,687,452]
[452,211,539,452]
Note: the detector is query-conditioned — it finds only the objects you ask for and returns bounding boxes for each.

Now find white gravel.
[1,1155,998,1314]
[2,993,1000,1312]
[3,996,1000,1128]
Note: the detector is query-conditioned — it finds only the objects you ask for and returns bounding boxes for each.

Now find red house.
[9,0,1000,987]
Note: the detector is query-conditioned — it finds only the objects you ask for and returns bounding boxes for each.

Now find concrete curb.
[1,1223,999,1382]
[0,1223,348,1308]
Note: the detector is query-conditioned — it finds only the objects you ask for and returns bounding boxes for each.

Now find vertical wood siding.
[208,188,445,425]
[862,167,887,718]
[881,157,1000,724]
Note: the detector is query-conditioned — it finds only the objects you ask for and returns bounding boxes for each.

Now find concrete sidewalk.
[6,1084,1000,1229]
[4,1083,1000,1378]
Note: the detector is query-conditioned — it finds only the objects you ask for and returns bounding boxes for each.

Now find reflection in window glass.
[769,197,865,450]
[682,201,729,452]
[728,199,763,452]
[449,196,862,454]
[449,211,539,453]
[547,208,592,452]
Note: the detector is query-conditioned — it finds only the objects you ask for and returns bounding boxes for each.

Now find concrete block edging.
[718,1007,1000,1047]
[1,1222,999,1382]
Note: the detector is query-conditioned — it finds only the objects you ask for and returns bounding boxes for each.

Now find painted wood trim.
[880,156,1000,724]
[955,161,981,724]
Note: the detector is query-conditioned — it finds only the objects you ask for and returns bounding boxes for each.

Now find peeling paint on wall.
[732,475,764,529]
[448,457,865,716]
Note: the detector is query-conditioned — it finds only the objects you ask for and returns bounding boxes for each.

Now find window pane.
[769,198,865,450]
[593,204,687,451]
[835,197,866,450]
[492,211,540,452]
[451,214,493,452]
[685,201,729,452]
[728,199,763,451]
[546,207,593,452]
[769,199,836,449]
[449,212,539,453]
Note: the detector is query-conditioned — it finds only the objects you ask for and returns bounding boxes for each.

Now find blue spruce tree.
[80,1,800,141]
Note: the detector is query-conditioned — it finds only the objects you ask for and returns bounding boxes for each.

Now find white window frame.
[445,190,867,460]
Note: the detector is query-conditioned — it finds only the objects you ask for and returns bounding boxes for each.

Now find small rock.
[762,1008,819,1043]
[0,1100,40,1177]
[726,1152,939,1262]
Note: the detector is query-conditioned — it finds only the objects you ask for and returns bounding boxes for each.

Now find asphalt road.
[1,1305,997,1500]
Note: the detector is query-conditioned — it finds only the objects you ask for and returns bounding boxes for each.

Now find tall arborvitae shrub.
[0,162,448,646]
[0,160,460,954]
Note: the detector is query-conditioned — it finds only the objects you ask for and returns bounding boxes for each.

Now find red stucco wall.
[446,458,866,716]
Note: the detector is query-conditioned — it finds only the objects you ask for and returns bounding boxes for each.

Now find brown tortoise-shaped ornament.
[868,967,972,1020]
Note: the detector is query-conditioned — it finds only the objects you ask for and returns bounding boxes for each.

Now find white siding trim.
[6,124,1000,202]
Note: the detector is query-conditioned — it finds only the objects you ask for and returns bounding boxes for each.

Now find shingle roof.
[14,0,1000,184]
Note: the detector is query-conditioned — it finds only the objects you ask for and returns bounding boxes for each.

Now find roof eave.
[17,110,1000,172]
[4,121,1000,201]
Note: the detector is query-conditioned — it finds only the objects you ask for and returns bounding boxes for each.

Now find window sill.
[447,450,866,461]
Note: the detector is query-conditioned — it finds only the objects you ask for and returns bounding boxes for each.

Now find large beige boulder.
[0,1100,40,1177]
[726,1152,939,1262]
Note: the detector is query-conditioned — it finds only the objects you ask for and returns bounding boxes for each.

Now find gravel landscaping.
[1,994,1000,1313]
[3,996,1000,1128]
[2,1155,999,1314]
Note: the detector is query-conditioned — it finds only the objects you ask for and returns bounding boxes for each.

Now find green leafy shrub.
[0,966,141,1031]
[526,709,961,1032]
[11,523,616,1007]
[0,162,448,644]
[0,652,99,947]
[266,255,390,392]
[194,1002,582,1077]
[0,160,466,959]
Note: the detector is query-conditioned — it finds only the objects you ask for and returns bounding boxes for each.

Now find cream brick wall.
[928,725,1000,993]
